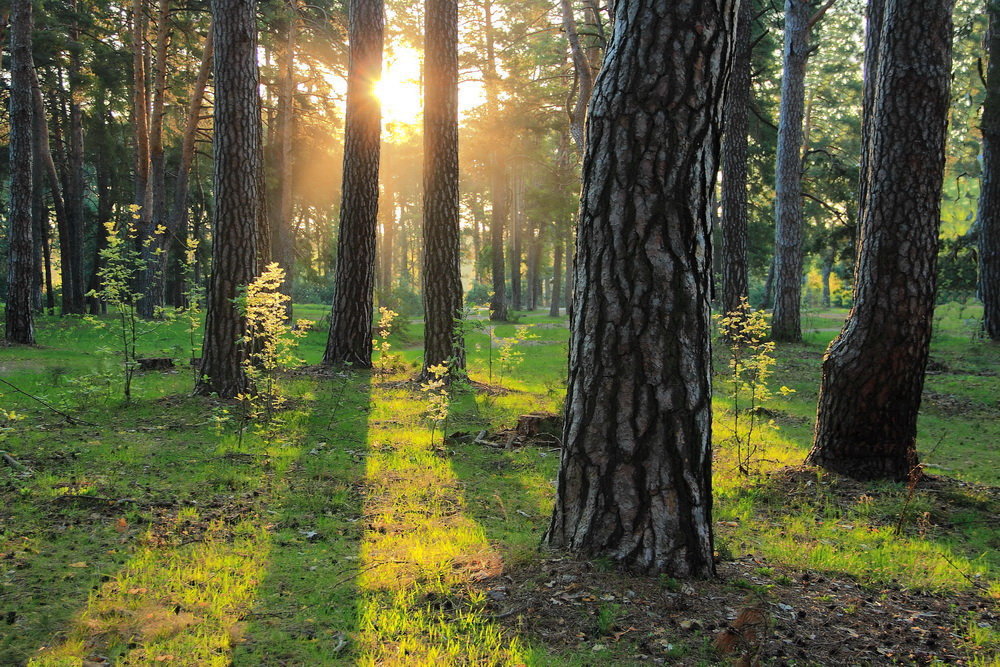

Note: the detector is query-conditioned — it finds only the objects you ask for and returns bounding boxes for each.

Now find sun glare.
[376,47,423,127]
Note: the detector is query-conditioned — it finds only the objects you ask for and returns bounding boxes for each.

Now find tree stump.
[137,357,175,371]
[515,412,563,439]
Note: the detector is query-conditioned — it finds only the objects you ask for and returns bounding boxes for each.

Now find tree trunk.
[5,0,35,344]
[545,0,732,577]
[325,0,384,367]
[807,0,954,481]
[483,0,508,322]
[979,0,1000,341]
[380,185,396,298]
[771,0,813,342]
[138,0,172,318]
[549,233,563,317]
[421,0,464,376]
[559,0,594,150]
[510,169,523,311]
[527,225,542,310]
[195,0,263,398]
[720,0,751,317]
[270,4,296,309]
[132,0,151,225]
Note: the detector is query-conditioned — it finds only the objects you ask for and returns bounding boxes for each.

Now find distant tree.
[980,0,1000,341]
[421,0,465,377]
[807,0,954,481]
[772,0,836,342]
[558,0,594,151]
[5,0,35,345]
[325,0,384,367]
[545,0,733,577]
[720,0,752,317]
[195,0,263,398]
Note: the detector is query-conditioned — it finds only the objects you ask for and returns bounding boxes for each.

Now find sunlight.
[376,46,423,127]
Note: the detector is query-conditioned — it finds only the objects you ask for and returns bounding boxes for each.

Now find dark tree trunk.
[274,6,296,308]
[421,0,464,376]
[380,185,396,298]
[31,80,47,313]
[771,0,812,342]
[807,0,954,481]
[720,0,751,316]
[132,0,151,233]
[5,0,35,344]
[87,102,114,315]
[549,233,563,317]
[559,0,594,150]
[545,0,733,577]
[138,0,172,318]
[980,0,1000,341]
[195,0,263,398]
[325,0,384,367]
[528,225,542,311]
[483,0,508,322]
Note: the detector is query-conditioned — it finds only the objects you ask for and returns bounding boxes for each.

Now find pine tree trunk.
[545,0,732,577]
[421,0,464,376]
[380,185,396,298]
[720,0,751,316]
[979,0,1000,341]
[807,0,954,481]
[771,0,813,342]
[5,0,35,344]
[195,0,263,398]
[326,0,384,367]
[559,0,594,150]
[549,233,562,317]
[510,170,523,311]
[270,5,296,310]
[483,0,508,322]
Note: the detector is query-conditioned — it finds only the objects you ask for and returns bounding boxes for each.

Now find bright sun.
[376,46,424,127]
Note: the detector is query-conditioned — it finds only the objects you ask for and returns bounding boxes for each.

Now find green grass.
[1,303,997,665]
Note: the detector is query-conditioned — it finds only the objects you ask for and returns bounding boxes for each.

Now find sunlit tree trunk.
[326,0,384,367]
[559,0,594,150]
[545,0,733,577]
[195,0,263,398]
[979,0,1000,341]
[421,0,465,377]
[5,0,35,344]
[720,0,751,317]
[807,0,954,481]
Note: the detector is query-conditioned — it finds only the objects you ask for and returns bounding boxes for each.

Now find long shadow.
[230,371,372,665]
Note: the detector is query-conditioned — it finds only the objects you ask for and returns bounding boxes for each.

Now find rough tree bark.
[195,0,263,398]
[545,0,733,577]
[720,0,751,316]
[559,0,594,150]
[772,0,835,341]
[980,0,1000,341]
[325,0,384,367]
[5,0,35,344]
[806,0,954,481]
[421,0,465,377]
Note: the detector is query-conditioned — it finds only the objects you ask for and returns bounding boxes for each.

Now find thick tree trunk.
[807,0,953,481]
[421,0,465,376]
[771,0,812,342]
[325,0,384,367]
[980,1,1000,341]
[720,0,751,316]
[5,0,35,344]
[545,0,733,577]
[549,233,563,317]
[195,0,263,398]
[559,0,594,150]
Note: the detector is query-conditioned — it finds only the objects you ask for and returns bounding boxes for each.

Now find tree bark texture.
[807,0,954,481]
[545,0,733,577]
[980,1,1000,341]
[325,0,384,367]
[421,0,465,376]
[771,0,812,342]
[196,0,263,398]
[720,0,751,316]
[559,0,594,151]
[5,0,35,344]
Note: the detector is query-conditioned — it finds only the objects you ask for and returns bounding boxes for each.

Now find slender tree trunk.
[132,0,151,221]
[195,0,263,398]
[807,0,954,481]
[510,170,523,311]
[483,0,508,322]
[559,0,594,150]
[87,102,114,315]
[325,0,384,367]
[820,251,833,308]
[421,0,464,376]
[720,0,751,316]
[771,0,812,342]
[31,82,47,313]
[380,185,396,298]
[527,225,542,310]
[5,0,35,344]
[549,232,563,316]
[979,0,1000,341]
[138,0,171,318]
[545,0,733,577]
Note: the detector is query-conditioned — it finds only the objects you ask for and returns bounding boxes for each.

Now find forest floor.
[0,303,997,665]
